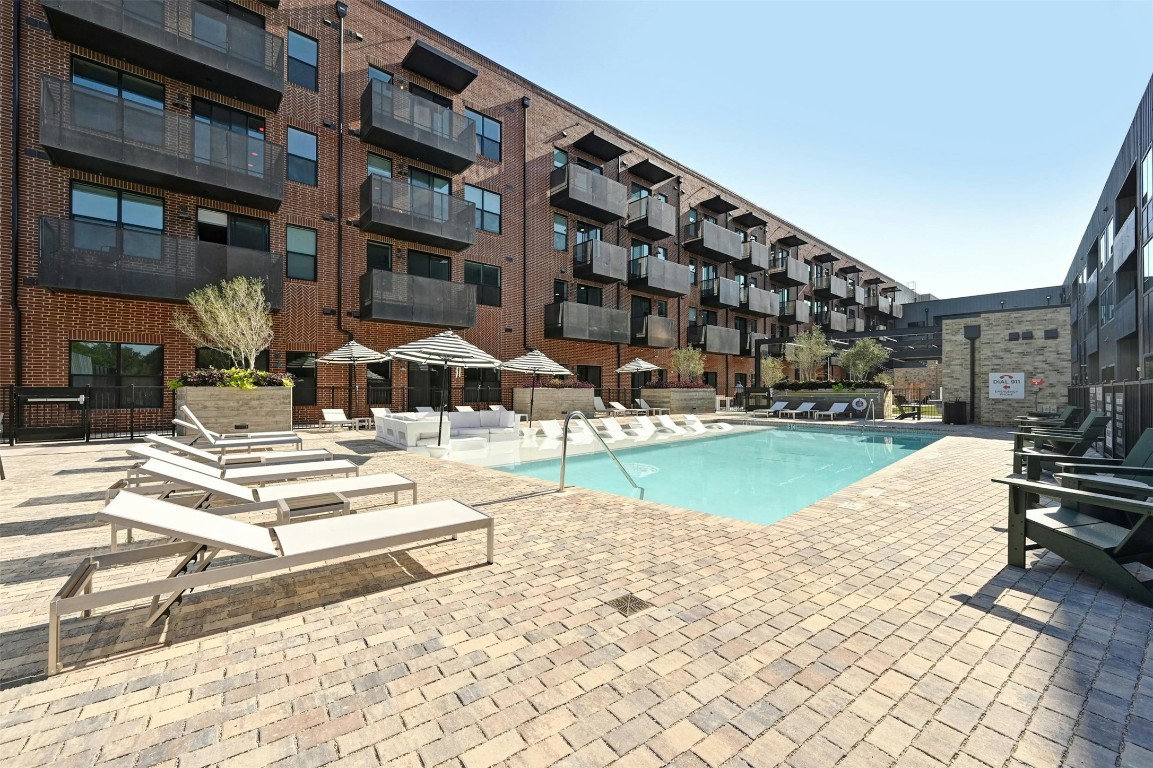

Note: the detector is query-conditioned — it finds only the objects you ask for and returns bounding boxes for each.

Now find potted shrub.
[642,347,715,414]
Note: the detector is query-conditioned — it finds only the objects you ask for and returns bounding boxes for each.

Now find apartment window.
[193,0,264,49]
[410,169,452,220]
[464,368,501,401]
[702,372,718,388]
[367,360,392,405]
[1100,281,1116,324]
[71,182,163,260]
[553,149,569,168]
[630,239,651,260]
[656,246,668,260]
[574,157,602,174]
[287,127,317,185]
[287,29,318,90]
[465,261,501,306]
[1144,241,1153,292]
[197,348,268,371]
[197,208,269,251]
[735,316,749,334]
[575,222,601,244]
[575,365,602,393]
[367,241,392,271]
[286,225,317,281]
[688,307,698,326]
[465,109,501,161]
[465,185,501,233]
[658,193,669,204]
[702,310,718,326]
[409,82,450,108]
[688,208,698,225]
[408,250,451,281]
[192,99,266,181]
[72,57,163,108]
[286,351,316,406]
[410,168,451,194]
[368,66,392,84]
[368,154,392,177]
[71,58,163,144]
[630,183,650,201]
[70,341,164,409]
[700,263,717,283]
[553,214,568,251]
[631,296,653,318]
[575,284,602,306]
[553,279,568,303]
[1105,220,1114,260]
[689,258,697,284]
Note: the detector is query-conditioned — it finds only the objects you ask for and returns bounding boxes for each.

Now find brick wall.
[5,0,912,400]
[893,363,942,398]
[941,307,1071,425]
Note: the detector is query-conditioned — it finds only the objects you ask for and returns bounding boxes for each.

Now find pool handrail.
[559,411,645,500]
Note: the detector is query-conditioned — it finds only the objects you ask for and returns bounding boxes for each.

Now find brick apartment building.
[0,0,916,422]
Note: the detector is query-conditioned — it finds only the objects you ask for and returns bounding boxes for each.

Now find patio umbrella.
[317,340,388,414]
[616,358,661,374]
[385,331,501,446]
[501,349,571,424]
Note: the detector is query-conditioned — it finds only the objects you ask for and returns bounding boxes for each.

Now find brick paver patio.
[1,425,1150,767]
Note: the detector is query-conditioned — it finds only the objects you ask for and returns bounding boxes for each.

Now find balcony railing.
[1084,269,1098,303]
[739,331,769,357]
[1114,290,1138,340]
[1084,326,1098,356]
[360,79,476,173]
[842,286,866,306]
[627,257,692,297]
[683,221,742,262]
[890,301,903,319]
[700,277,739,308]
[359,175,476,252]
[544,302,629,344]
[813,274,849,300]
[863,295,892,315]
[359,270,476,328]
[733,240,769,273]
[573,240,627,284]
[779,301,810,324]
[820,310,848,333]
[42,0,283,109]
[549,164,627,223]
[624,197,676,241]
[767,255,807,287]
[38,216,284,309]
[1112,209,1137,272]
[40,77,284,211]
[739,285,779,317]
[687,325,739,356]
[848,316,865,332]
[631,316,676,348]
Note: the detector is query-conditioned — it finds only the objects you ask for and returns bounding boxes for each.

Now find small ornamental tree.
[173,276,273,370]
[759,355,788,388]
[792,327,834,381]
[670,346,705,384]
[839,337,891,381]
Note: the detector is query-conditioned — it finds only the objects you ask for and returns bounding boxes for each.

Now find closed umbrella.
[385,331,501,446]
[317,340,388,414]
[501,349,571,424]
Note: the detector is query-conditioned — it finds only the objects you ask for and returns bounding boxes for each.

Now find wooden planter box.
[511,388,594,421]
[175,386,294,435]
[640,388,716,415]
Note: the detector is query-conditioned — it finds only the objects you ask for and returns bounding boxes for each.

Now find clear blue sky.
[390,0,1153,299]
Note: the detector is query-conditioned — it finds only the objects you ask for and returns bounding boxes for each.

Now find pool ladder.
[558,411,645,500]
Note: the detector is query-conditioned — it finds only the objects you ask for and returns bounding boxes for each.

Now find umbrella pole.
[348,360,354,416]
[528,372,537,425]
[438,363,448,446]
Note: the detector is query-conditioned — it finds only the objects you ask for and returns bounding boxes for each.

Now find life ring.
[851,397,868,411]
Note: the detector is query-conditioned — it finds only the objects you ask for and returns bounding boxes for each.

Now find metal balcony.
[739,285,778,317]
[687,325,739,356]
[683,221,742,262]
[813,274,849,300]
[733,240,769,273]
[42,0,283,109]
[1114,290,1138,339]
[863,295,892,315]
[1083,269,1098,302]
[631,316,676,348]
[842,286,866,306]
[628,257,691,298]
[889,301,903,319]
[1084,326,1098,356]
[573,240,627,284]
[359,175,476,252]
[544,302,629,344]
[779,301,810,324]
[625,197,676,241]
[40,77,285,211]
[1113,210,1137,272]
[739,331,769,357]
[767,255,808,287]
[38,216,284,309]
[700,277,739,309]
[848,316,865,333]
[820,310,848,333]
[549,164,627,224]
[360,80,477,173]
[359,270,476,329]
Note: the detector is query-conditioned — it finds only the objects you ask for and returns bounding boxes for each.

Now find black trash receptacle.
[943,400,968,425]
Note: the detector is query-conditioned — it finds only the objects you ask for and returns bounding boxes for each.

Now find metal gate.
[10,387,91,444]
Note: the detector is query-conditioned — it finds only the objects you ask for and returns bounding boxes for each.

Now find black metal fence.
[1068,382,1148,459]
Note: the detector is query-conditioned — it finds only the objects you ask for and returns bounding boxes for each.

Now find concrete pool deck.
[0,424,1150,767]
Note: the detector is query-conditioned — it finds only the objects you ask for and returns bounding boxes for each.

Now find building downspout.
[335,6,353,411]
[11,0,23,385]
[521,95,530,351]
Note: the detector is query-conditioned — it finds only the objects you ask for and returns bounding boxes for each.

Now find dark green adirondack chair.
[1014,405,1082,430]
[1010,411,1109,477]
[1051,428,1153,498]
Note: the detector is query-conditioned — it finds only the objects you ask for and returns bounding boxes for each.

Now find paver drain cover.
[606,592,653,617]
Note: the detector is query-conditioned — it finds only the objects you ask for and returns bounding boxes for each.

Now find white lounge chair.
[142,434,333,466]
[47,491,493,675]
[812,402,851,420]
[539,420,594,444]
[596,417,648,442]
[656,415,690,435]
[753,401,789,418]
[684,415,733,432]
[592,397,612,417]
[455,405,474,412]
[609,401,645,416]
[633,415,677,437]
[370,408,392,419]
[780,402,816,419]
[110,458,416,532]
[415,406,436,414]
[177,407,302,451]
[321,408,357,430]
[636,398,669,416]
[126,446,358,485]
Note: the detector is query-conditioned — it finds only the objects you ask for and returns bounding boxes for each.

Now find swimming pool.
[495,427,939,525]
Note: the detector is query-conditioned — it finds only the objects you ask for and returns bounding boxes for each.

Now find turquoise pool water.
[495,427,939,525]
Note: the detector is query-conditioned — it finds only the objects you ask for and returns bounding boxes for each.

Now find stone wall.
[893,364,942,399]
[511,388,594,421]
[639,388,716,415]
[941,307,1070,426]
[175,387,294,434]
